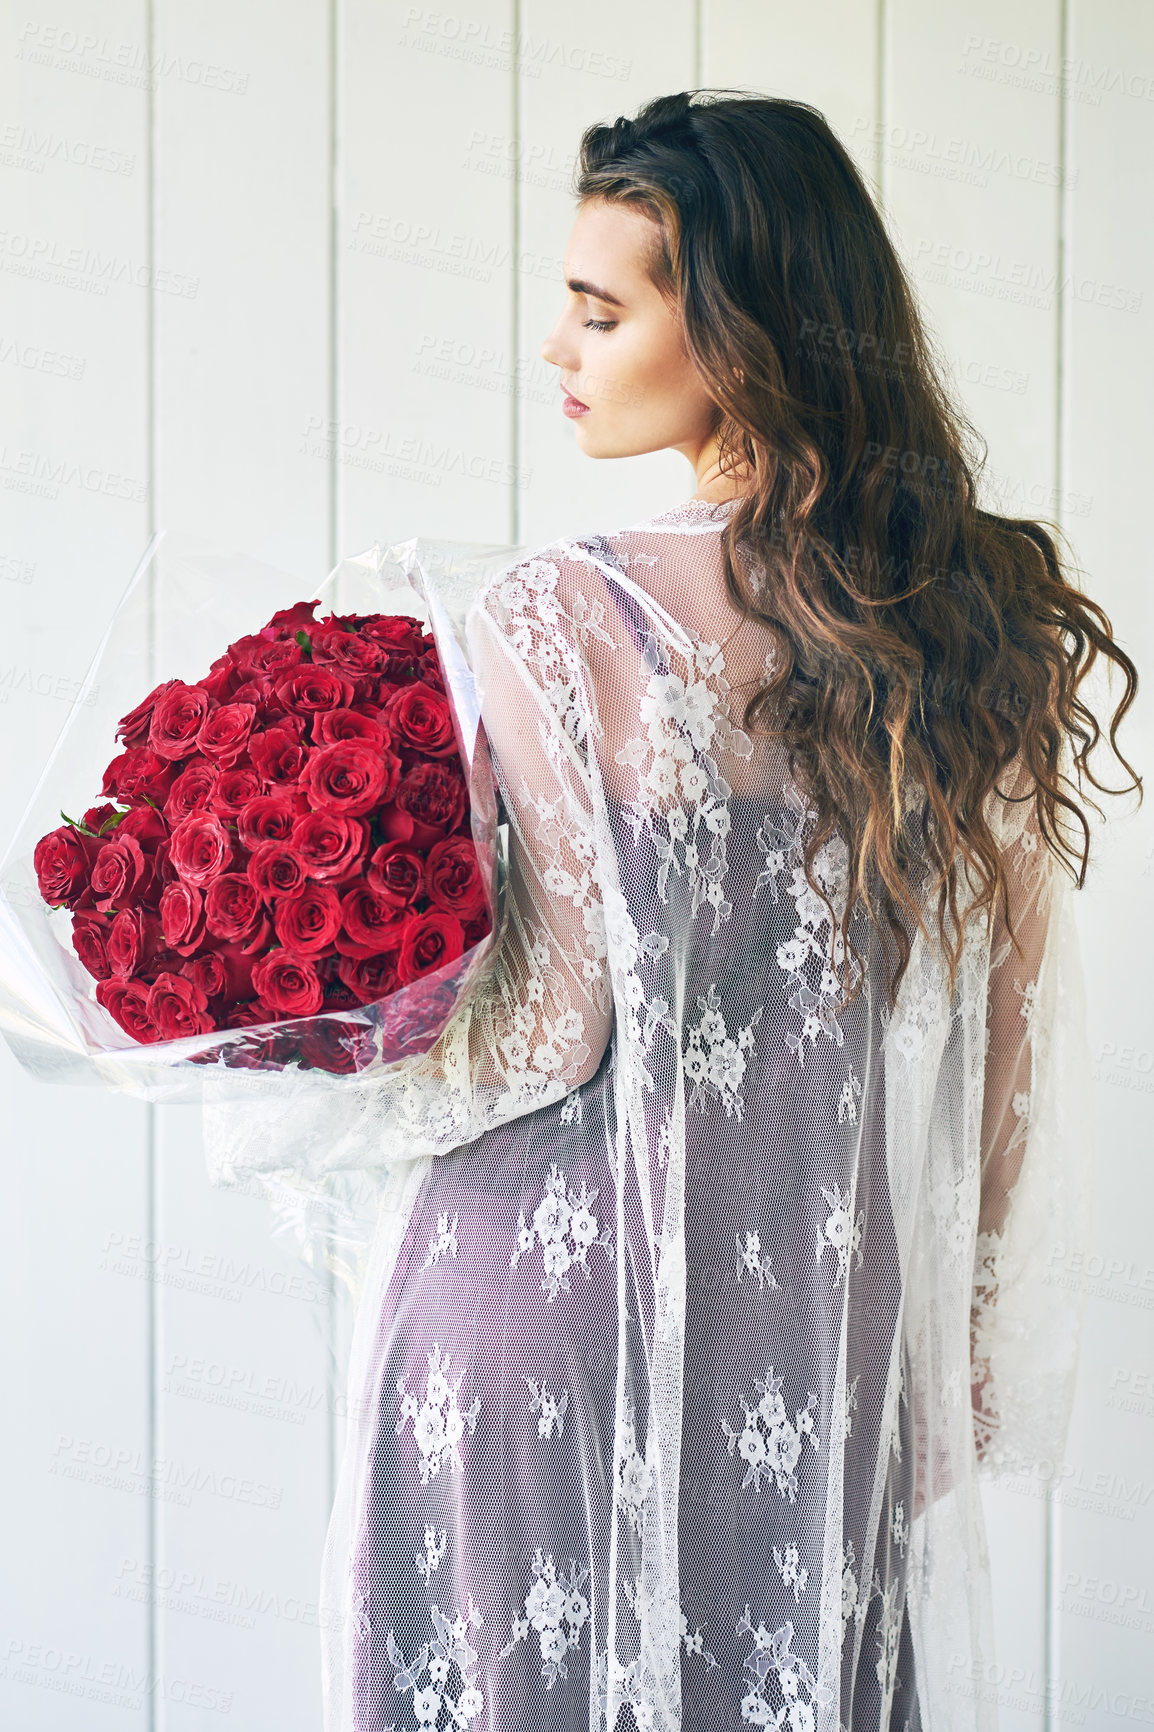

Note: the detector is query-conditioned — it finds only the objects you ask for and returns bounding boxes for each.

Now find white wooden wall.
[2,2,1150,1726]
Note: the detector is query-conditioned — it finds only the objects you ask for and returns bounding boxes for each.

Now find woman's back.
[304,495,1090,1732]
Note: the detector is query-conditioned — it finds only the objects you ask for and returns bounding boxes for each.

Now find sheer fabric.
[205,497,1094,1732]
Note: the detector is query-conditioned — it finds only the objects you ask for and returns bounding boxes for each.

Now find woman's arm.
[969,757,1094,1476]
[203,548,615,1182]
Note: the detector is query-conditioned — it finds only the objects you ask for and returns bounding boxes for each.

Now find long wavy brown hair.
[576,90,1141,1007]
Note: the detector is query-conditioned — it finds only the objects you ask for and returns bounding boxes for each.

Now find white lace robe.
[206,496,1094,1732]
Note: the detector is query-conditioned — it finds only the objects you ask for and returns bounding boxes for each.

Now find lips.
[562,384,588,408]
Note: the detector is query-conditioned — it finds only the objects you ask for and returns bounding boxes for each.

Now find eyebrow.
[565,277,625,308]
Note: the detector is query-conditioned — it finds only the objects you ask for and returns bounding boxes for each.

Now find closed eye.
[583,318,616,332]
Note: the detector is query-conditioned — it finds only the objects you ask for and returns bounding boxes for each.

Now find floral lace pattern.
[396,1345,480,1485]
[497,1549,591,1688]
[721,1370,820,1503]
[510,1161,614,1301]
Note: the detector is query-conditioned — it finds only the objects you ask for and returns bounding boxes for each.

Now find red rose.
[107,907,159,979]
[249,726,308,787]
[416,653,447,695]
[169,812,234,887]
[183,945,255,1006]
[115,804,168,852]
[380,761,467,848]
[311,629,385,682]
[337,951,399,1005]
[301,741,395,816]
[210,767,261,818]
[149,971,215,1039]
[148,681,215,760]
[291,811,368,881]
[205,873,267,946]
[71,915,112,980]
[297,1017,378,1074]
[90,832,150,912]
[275,667,353,716]
[365,842,425,907]
[424,836,487,920]
[382,682,457,757]
[164,760,218,826]
[101,748,175,804]
[251,951,324,1017]
[338,886,408,958]
[250,637,304,677]
[196,702,256,766]
[395,908,466,985]
[236,793,305,850]
[311,708,388,749]
[34,824,96,907]
[116,678,180,749]
[359,615,425,655]
[159,880,205,955]
[96,977,161,1042]
[246,842,309,902]
[198,652,236,702]
[273,883,342,955]
[266,599,320,635]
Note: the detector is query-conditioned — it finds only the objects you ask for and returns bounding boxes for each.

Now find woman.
[229,93,1139,1731]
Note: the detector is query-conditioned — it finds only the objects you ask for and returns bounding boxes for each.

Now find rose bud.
[197,652,236,702]
[337,951,399,1005]
[249,726,308,787]
[115,678,180,749]
[159,880,206,955]
[275,666,353,717]
[71,914,113,980]
[273,883,342,955]
[291,811,368,882]
[236,792,305,850]
[381,682,457,758]
[251,951,324,1017]
[246,842,309,902]
[395,908,466,985]
[423,836,487,921]
[337,886,408,959]
[115,804,168,852]
[169,811,234,887]
[205,873,268,946]
[300,741,395,817]
[147,681,215,760]
[164,760,218,826]
[365,842,425,907]
[196,702,256,767]
[90,831,150,912]
[34,824,96,907]
[148,971,215,1039]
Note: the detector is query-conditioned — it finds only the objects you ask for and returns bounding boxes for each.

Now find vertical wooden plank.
[150,3,334,1724]
[0,1,152,1724]
[1053,2,1154,1721]
[336,0,519,550]
[516,0,699,542]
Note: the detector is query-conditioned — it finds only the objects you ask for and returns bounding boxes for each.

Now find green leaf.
[60,809,98,838]
[295,629,311,655]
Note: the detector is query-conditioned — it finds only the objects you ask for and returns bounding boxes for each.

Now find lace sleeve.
[201,547,613,1188]
[969,760,1095,1476]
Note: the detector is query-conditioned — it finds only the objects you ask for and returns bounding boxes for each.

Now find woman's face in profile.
[541,197,722,467]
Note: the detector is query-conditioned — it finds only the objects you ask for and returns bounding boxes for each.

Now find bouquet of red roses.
[0,532,512,1099]
[32,595,492,1074]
